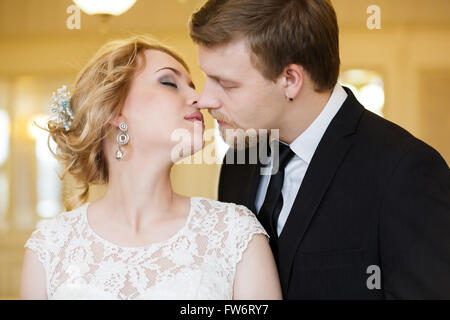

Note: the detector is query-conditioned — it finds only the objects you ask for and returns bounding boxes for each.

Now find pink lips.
[184,111,205,129]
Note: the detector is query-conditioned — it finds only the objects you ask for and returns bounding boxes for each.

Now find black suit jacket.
[218,87,450,299]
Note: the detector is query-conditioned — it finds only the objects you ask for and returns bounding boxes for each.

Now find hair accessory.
[115,122,129,160]
[51,85,74,131]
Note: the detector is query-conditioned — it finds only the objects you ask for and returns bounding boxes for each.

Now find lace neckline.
[82,197,197,250]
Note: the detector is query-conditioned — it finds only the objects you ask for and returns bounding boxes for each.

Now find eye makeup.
[160,75,178,89]
[156,67,196,90]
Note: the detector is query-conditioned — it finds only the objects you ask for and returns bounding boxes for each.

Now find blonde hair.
[47,35,189,211]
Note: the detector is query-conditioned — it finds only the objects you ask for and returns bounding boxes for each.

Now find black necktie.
[258,141,295,247]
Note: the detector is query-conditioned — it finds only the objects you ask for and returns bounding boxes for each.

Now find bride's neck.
[99,152,182,231]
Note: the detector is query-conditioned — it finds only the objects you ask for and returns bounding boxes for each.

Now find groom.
[189,0,450,299]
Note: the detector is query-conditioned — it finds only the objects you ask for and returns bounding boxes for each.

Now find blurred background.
[0,0,449,299]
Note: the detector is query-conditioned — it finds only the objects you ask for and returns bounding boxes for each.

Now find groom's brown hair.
[189,0,340,92]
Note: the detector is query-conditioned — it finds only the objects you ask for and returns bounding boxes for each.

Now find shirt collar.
[288,83,348,164]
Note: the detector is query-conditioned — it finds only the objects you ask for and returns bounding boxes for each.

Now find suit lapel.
[246,163,263,214]
[234,162,261,213]
[239,134,270,213]
[225,144,265,213]
[276,89,365,293]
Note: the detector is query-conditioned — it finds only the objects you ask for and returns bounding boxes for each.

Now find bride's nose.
[187,91,200,108]
[188,98,198,108]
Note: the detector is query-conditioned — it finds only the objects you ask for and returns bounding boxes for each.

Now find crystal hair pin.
[50,85,74,131]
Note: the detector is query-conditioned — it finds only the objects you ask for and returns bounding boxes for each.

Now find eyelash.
[217,80,236,90]
[161,81,178,89]
[221,84,235,90]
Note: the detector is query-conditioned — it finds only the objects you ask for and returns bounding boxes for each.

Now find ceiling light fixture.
[73,0,137,16]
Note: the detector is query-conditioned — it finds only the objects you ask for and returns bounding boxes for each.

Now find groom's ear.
[281,64,304,100]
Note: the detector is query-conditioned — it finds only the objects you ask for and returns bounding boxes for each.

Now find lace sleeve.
[228,204,270,267]
[24,219,59,277]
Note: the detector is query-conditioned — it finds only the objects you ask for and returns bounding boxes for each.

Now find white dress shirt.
[254,83,348,237]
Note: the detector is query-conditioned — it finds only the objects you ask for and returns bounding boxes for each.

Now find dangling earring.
[115,122,129,160]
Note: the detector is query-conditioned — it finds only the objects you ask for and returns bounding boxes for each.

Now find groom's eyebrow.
[156,67,196,89]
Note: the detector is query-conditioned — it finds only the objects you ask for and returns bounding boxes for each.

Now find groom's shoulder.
[356,109,445,164]
[359,109,418,146]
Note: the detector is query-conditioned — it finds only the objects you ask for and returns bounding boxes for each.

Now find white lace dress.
[24,197,269,300]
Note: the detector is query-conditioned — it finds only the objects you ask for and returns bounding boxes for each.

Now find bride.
[20,35,282,300]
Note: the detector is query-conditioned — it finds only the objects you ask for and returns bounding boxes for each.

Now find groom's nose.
[197,79,221,111]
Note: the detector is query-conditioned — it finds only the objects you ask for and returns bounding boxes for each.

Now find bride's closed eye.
[160,76,178,89]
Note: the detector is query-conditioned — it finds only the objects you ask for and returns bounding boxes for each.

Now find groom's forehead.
[199,39,250,60]
[198,40,255,76]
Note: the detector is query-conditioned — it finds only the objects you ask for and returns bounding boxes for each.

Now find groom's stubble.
[209,109,261,150]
